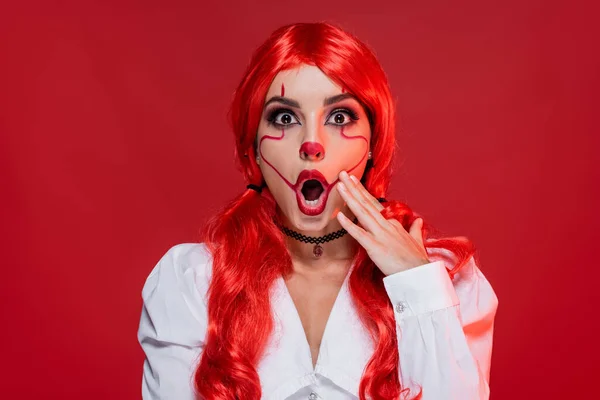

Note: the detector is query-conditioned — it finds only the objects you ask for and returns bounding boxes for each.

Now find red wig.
[195,22,474,400]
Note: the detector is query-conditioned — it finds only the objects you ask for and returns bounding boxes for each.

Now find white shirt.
[137,242,498,399]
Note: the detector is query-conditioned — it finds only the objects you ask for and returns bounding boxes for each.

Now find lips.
[294,170,331,216]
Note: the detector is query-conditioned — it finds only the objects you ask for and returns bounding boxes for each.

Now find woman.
[137,22,498,400]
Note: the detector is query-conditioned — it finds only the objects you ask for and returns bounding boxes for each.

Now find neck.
[276,207,357,268]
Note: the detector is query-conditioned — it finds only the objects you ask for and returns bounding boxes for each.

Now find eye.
[326,109,359,126]
[267,108,300,127]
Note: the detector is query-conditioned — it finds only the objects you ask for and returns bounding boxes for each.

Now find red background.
[1,0,598,398]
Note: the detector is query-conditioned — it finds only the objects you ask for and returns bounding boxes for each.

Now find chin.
[288,200,341,233]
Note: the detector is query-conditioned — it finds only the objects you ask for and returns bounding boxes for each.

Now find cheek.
[259,135,294,165]
[320,125,370,177]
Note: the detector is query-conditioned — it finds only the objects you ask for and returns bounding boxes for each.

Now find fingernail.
[350,175,359,184]
[338,182,347,191]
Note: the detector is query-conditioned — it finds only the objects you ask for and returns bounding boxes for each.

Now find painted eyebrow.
[263,93,358,109]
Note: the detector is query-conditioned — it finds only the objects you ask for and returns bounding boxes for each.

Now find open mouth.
[301,179,325,205]
[294,169,330,216]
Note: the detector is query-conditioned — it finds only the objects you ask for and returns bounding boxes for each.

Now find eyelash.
[328,108,360,125]
[265,107,359,128]
[266,108,298,127]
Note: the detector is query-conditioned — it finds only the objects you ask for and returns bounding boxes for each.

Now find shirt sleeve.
[382,248,499,400]
[137,243,212,400]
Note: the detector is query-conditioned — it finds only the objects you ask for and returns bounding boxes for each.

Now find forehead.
[266,65,342,99]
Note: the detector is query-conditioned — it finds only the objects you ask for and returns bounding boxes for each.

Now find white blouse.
[137,242,498,400]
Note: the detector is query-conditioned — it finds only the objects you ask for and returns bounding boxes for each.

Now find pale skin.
[256,65,430,367]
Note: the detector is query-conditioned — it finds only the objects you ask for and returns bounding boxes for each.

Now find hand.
[335,170,430,276]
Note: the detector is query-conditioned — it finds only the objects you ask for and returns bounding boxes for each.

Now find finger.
[344,173,401,238]
[349,174,385,212]
[336,210,377,250]
[339,171,387,229]
[337,181,382,234]
[389,219,404,232]
[409,218,425,249]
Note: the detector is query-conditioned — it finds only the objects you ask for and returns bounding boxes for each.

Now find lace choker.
[274,218,357,258]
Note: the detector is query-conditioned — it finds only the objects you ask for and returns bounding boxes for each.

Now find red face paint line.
[259,129,295,188]
[281,83,285,97]
[259,119,369,217]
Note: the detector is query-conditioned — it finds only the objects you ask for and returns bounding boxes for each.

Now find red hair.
[194,22,474,400]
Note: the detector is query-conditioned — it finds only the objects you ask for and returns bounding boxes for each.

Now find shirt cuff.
[382,260,459,318]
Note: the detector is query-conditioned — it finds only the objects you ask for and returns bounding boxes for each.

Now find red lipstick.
[294,170,331,216]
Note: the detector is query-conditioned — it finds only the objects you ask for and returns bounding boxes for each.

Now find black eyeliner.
[265,107,300,127]
[332,107,359,120]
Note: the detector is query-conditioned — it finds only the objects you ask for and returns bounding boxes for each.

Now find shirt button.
[308,392,318,400]
[395,301,407,313]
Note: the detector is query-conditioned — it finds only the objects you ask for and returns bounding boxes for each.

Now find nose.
[299,142,325,162]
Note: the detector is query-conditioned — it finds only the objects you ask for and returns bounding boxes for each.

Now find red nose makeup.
[299,142,325,160]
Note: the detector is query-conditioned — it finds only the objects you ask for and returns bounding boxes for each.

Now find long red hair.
[195,22,474,400]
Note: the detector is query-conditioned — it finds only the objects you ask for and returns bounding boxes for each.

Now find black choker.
[274,218,358,258]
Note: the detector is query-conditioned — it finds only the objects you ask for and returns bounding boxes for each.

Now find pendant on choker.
[313,244,324,258]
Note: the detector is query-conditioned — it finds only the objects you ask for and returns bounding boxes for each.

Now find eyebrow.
[323,93,356,106]
[263,93,358,109]
[264,96,300,108]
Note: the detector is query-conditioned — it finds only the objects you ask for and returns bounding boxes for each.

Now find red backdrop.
[1,0,598,398]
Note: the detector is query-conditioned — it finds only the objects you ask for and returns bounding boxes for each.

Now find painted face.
[256,65,372,232]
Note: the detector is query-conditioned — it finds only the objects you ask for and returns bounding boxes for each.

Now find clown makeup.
[256,65,372,233]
